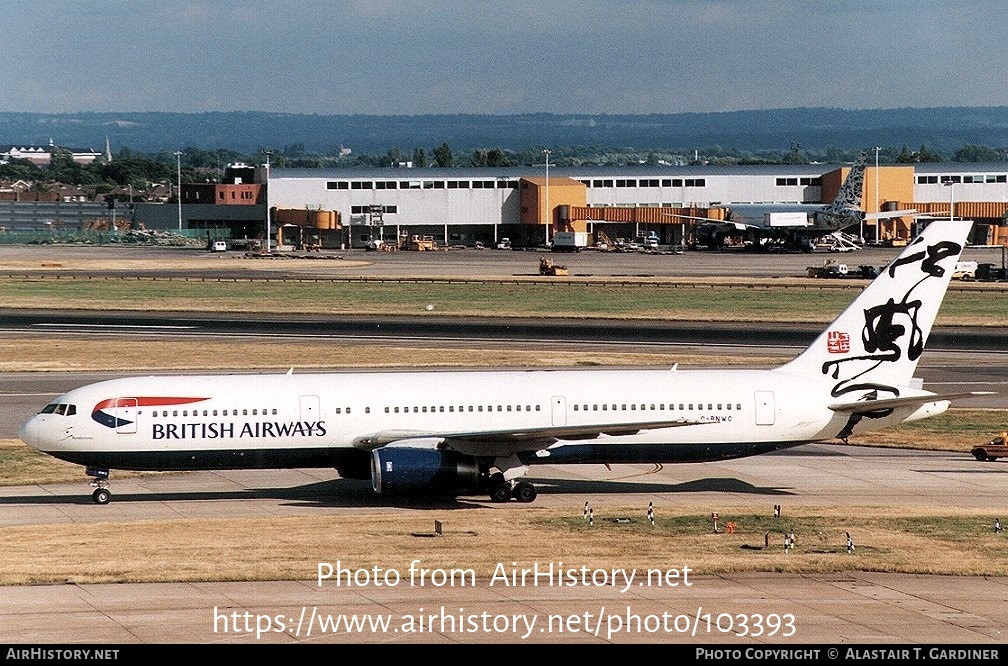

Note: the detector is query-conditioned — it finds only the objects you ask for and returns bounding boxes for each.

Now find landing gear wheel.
[512,481,537,503]
[92,488,111,505]
[487,472,510,502]
[489,484,511,503]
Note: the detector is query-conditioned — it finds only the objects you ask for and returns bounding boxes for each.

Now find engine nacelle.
[371,447,481,496]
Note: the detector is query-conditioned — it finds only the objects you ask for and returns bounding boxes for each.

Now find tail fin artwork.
[810,153,867,229]
[777,220,977,426]
[828,152,867,211]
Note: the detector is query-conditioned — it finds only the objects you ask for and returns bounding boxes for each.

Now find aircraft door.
[754,391,775,426]
[551,396,567,426]
[115,397,138,434]
[300,395,320,422]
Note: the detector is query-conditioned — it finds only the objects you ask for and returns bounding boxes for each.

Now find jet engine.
[370,447,481,496]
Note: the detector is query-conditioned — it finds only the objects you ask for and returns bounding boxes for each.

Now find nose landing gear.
[86,467,111,504]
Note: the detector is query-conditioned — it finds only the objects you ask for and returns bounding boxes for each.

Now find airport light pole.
[263,150,272,253]
[943,179,955,222]
[173,151,182,232]
[873,146,880,243]
[543,149,551,246]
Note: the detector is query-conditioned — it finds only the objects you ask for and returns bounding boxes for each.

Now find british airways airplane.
[19,220,986,505]
[691,153,917,251]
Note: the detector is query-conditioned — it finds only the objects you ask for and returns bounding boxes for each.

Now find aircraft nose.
[18,417,42,449]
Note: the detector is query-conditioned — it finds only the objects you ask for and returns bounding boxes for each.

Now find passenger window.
[336,408,342,414]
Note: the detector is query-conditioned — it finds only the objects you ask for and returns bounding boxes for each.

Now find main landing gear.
[487,473,537,503]
[87,467,111,505]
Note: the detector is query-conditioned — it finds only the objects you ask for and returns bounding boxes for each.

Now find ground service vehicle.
[971,433,1008,461]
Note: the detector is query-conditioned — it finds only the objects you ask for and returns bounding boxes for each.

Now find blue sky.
[3,0,1005,115]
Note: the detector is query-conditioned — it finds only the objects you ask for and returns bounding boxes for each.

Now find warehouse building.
[265,162,1008,249]
[125,161,1008,250]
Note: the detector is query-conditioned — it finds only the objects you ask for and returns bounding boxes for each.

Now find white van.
[953,261,977,280]
[211,241,227,252]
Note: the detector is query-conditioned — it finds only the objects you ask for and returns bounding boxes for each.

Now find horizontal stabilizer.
[828,391,995,414]
[863,209,918,220]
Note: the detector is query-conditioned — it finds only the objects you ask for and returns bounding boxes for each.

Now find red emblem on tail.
[827,331,850,353]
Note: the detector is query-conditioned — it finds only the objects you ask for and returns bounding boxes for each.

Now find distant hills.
[1,107,1007,157]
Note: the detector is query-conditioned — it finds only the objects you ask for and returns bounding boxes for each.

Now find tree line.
[2,141,1006,194]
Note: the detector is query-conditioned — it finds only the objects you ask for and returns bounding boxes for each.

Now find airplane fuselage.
[20,366,918,473]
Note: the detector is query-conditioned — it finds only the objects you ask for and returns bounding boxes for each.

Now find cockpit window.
[39,403,76,416]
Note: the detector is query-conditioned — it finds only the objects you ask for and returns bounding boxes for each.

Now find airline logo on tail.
[91,397,209,429]
[826,331,850,354]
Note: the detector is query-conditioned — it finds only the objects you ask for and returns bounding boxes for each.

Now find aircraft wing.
[828,391,995,414]
[353,418,711,456]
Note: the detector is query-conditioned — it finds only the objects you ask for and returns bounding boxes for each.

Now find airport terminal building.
[135,161,1008,250]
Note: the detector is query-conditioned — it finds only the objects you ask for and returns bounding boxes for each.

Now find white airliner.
[689,153,917,251]
[20,220,987,505]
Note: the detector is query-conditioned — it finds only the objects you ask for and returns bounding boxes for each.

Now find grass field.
[2,276,1007,325]
[2,504,1008,586]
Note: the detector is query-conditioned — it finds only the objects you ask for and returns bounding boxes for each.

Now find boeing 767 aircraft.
[690,153,917,251]
[20,220,986,504]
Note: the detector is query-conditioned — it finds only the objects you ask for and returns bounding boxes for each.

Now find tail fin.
[777,220,972,399]
[810,153,867,230]
[828,152,867,211]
